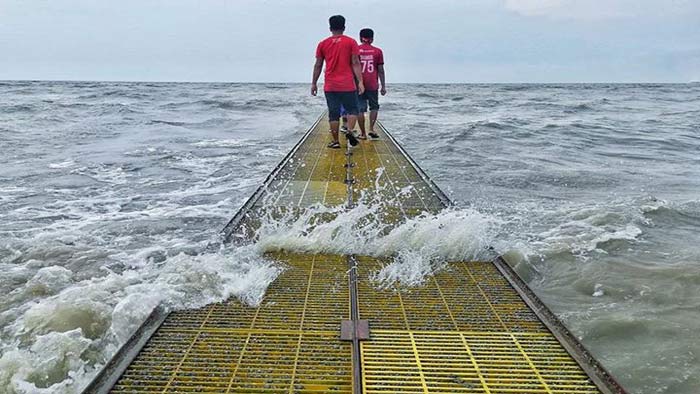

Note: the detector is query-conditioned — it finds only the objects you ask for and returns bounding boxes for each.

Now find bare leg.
[329,121,340,143]
[346,114,358,131]
[369,110,379,132]
[358,112,367,137]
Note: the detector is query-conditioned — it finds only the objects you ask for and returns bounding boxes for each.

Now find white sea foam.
[593,283,605,297]
[639,197,668,214]
[257,148,284,157]
[124,147,172,157]
[48,160,76,169]
[168,154,235,176]
[0,329,93,394]
[528,201,645,260]
[0,186,30,194]
[253,189,498,287]
[70,165,128,185]
[581,224,642,253]
[192,138,248,148]
[0,171,286,393]
[0,245,281,394]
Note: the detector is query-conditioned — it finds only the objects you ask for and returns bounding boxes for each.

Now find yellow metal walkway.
[85,115,626,394]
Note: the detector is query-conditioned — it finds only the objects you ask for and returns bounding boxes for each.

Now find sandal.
[327,141,341,149]
[344,131,359,147]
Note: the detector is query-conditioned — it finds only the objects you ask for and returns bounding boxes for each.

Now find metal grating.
[110,253,352,394]
[356,258,546,333]
[113,330,352,393]
[357,256,601,393]
[255,120,348,209]
[351,124,445,215]
[362,330,600,394]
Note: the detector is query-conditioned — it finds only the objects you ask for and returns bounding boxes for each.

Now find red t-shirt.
[316,35,359,92]
[358,43,384,91]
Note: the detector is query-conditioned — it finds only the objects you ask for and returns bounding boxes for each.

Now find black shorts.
[325,91,359,121]
[358,90,379,112]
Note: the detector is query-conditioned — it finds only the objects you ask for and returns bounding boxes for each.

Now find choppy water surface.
[1,81,699,394]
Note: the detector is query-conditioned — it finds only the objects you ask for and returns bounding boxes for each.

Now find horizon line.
[1,79,694,85]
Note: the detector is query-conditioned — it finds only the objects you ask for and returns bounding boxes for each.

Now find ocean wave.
[457,119,508,134]
[199,99,240,109]
[254,187,499,286]
[245,99,273,106]
[0,104,36,113]
[563,103,595,113]
[0,245,281,394]
[184,98,279,111]
[123,147,172,157]
[192,138,249,148]
[523,200,648,261]
[264,85,290,90]
[659,109,700,117]
[641,199,700,227]
[149,119,187,127]
[149,117,235,129]
[48,160,77,169]
[498,84,534,91]
[96,103,139,115]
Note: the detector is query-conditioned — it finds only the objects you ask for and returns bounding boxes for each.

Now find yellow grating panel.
[113,330,352,393]
[232,116,353,239]
[351,123,444,217]
[362,330,601,394]
[255,118,349,210]
[236,116,444,239]
[110,253,352,393]
[456,263,546,332]
[357,258,546,333]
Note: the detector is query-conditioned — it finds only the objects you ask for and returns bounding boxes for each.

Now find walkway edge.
[221,113,325,242]
[82,306,168,394]
[378,121,452,207]
[493,256,628,394]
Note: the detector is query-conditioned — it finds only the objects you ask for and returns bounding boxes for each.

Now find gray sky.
[1,0,699,83]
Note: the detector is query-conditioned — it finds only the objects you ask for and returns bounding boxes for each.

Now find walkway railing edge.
[221,113,325,242]
[81,306,169,394]
[377,120,452,208]
[492,256,628,394]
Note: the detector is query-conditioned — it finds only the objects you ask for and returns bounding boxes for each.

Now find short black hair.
[360,28,374,39]
[329,15,345,31]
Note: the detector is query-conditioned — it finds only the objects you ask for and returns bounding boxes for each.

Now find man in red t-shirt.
[357,28,386,140]
[311,15,365,149]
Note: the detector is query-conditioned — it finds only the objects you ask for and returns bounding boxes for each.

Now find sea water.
[0,81,698,393]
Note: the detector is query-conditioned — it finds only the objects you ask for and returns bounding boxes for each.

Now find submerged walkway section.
[85,114,625,394]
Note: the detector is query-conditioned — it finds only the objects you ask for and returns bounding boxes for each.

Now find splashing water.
[254,171,500,287]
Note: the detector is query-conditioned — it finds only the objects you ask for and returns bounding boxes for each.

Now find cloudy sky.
[1,0,698,83]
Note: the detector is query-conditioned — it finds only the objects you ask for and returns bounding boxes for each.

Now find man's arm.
[311,57,323,96]
[378,64,386,95]
[351,55,365,95]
